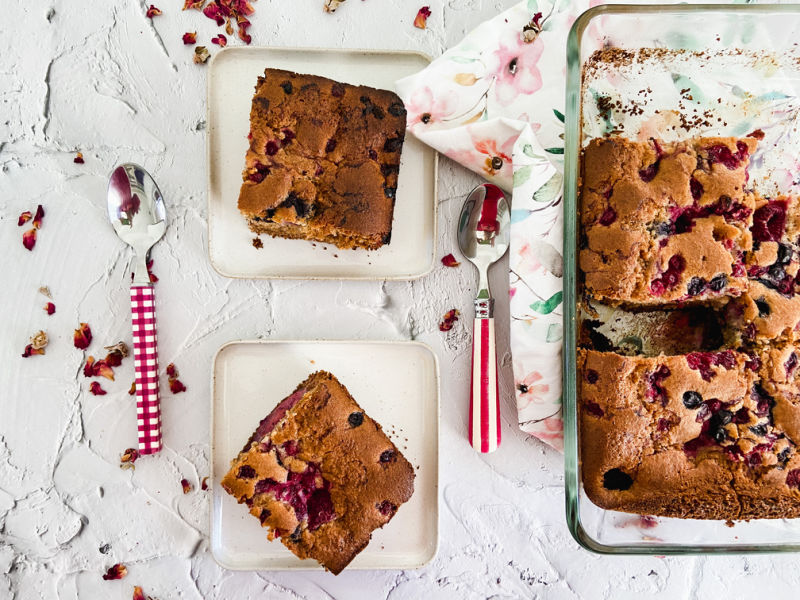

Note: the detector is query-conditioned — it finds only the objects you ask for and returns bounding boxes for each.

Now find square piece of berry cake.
[237,69,407,251]
[580,136,757,306]
[220,371,415,574]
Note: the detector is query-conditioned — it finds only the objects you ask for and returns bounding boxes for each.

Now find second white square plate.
[207,47,438,279]
[210,340,439,571]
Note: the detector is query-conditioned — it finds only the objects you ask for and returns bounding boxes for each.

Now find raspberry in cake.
[580,136,757,306]
[220,371,414,574]
[578,349,800,519]
[237,69,407,251]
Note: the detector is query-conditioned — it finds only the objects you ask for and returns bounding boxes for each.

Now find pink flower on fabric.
[473,133,515,177]
[406,85,457,126]
[517,241,545,274]
[491,36,544,107]
[536,415,564,450]
[516,371,550,410]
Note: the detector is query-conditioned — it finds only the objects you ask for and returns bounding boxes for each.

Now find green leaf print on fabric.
[532,171,562,203]
[553,108,565,123]
[514,165,533,187]
[546,323,562,343]
[530,291,562,314]
[544,147,564,155]
[522,144,544,159]
[450,56,479,64]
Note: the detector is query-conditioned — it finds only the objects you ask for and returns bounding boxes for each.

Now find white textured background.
[2,1,800,598]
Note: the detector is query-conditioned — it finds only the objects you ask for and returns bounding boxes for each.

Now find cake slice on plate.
[221,371,415,574]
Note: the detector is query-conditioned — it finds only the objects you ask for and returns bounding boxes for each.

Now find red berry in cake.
[682,390,703,409]
[237,465,256,479]
[645,365,671,404]
[377,500,397,516]
[752,200,787,242]
[584,402,604,417]
[785,352,798,377]
[602,468,633,490]
[638,160,659,182]
[650,255,686,295]
[706,144,741,170]
[598,207,617,226]
[265,140,280,155]
[348,412,364,427]
[690,177,703,200]
[586,369,599,384]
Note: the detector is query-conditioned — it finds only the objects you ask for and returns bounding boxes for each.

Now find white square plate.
[207,47,438,279]
[210,340,440,571]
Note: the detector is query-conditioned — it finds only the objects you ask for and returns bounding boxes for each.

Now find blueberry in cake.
[221,371,415,574]
[237,69,407,251]
[580,136,757,306]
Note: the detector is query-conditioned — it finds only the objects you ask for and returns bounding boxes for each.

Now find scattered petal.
[32,205,45,229]
[84,356,116,381]
[181,478,192,493]
[324,0,345,12]
[236,15,251,44]
[31,330,48,350]
[18,211,32,226]
[104,342,130,358]
[183,0,206,9]
[166,363,178,378]
[194,46,210,64]
[74,323,93,349]
[183,31,197,45]
[22,228,37,251]
[89,382,107,396]
[169,378,187,394]
[146,5,162,17]
[211,34,227,47]
[120,448,139,469]
[441,253,460,268]
[201,476,209,490]
[74,152,85,164]
[414,6,431,29]
[39,286,52,298]
[21,345,45,358]
[438,309,460,332]
[45,302,56,315]
[133,586,146,600]
[102,563,127,581]
[129,382,136,395]
[202,3,226,25]
[225,17,234,35]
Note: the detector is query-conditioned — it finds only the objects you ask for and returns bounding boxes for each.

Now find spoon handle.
[131,285,162,454]
[469,315,501,453]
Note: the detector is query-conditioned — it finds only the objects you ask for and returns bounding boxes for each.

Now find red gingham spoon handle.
[468,317,501,453]
[131,285,162,454]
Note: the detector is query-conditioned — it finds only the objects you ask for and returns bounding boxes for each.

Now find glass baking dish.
[563,3,800,553]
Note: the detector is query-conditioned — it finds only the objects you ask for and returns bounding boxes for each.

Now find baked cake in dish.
[237,68,407,251]
[220,371,415,574]
[578,348,800,519]
[580,136,757,305]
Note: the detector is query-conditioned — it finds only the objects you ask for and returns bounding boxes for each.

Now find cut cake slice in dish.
[220,370,415,574]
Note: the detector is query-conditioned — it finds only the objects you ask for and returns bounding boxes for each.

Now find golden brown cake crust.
[237,69,407,251]
[220,371,415,574]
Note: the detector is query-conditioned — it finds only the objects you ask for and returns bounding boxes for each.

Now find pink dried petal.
[183,0,206,9]
[89,382,107,396]
[439,308,460,332]
[201,476,209,490]
[183,31,197,44]
[169,378,187,394]
[146,5,162,17]
[166,363,178,378]
[237,16,251,44]
[441,253,460,267]
[211,34,227,47]
[203,3,225,25]
[414,6,431,29]
[22,228,37,251]
[45,302,56,315]
[121,448,139,465]
[18,211,32,226]
[33,205,45,228]
[194,46,210,64]
[21,344,45,358]
[74,152,85,164]
[102,563,127,580]
[133,586,146,600]
[84,356,116,381]
[181,478,192,493]
[74,322,93,349]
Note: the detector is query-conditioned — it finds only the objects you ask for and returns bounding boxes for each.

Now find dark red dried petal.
[146,5,162,17]
[414,6,432,29]
[166,363,178,378]
[183,0,205,9]
[74,323,93,349]
[438,309,460,332]
[133,586,146,600]
[201,476,209,490]
[89,382,107,396]
[121,448,139,464]
[203,3,225,25]
[102,563,127,580]
[22,228,37,251]
[74,152,85,164]
[169,378,187,394]
[44,302,56,315]
[18,211,32,226]
[211,34,228,47]
[21,344,45,358]
[32,205,44,229]
[441,253,460,267]
[181,478,192,493]
[183,31,197,44]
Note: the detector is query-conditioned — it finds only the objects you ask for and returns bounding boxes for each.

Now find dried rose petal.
[74,323,93,349]
[166,363,178,378]
[39,286,52,298]
[225,17,234,35]
[121,448,139,466]
[183,0,206,9]
[129,382,136,395]
[414,6,431,29]
[102,563,127,580]
[146,5,162,17]
[183,31,197,44]
[194,46,210,64]
[203,3,225,25]
[74,152,85,164]
[18,211,32,226]
[89,382,107,396]
[105,342,130,357]
[21,345,45,358]
[211,34,227,47]
[31,330,48,350]
[439,309,460,332]
[22,228,37,251]
[181,478,192,493]
[170,378,187,394]
[324,0,345,12]
[33,205,44,229]
[201,476,209,490]
[133,586,146,600]
[45,302,56,315]
[84,356,116,381]
[441,253,460,268]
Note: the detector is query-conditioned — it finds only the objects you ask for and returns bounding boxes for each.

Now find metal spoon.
[107,164,167,455]
[457,183,511,453]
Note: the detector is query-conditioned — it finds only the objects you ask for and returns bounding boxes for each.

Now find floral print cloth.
[396,0,575,450]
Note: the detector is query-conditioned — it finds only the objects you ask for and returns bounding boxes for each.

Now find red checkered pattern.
[132,285,162,454]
